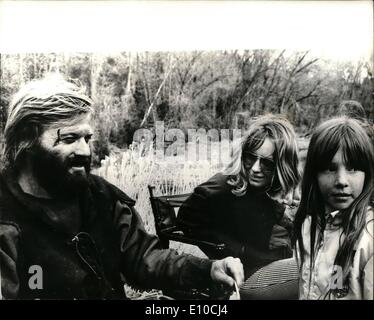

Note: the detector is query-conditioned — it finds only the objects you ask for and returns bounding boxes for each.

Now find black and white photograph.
[0,0,373,304]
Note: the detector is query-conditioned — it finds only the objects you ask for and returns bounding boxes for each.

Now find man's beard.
[29,143,91,199]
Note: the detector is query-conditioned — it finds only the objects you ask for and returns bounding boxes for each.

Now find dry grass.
[95,143,223,257]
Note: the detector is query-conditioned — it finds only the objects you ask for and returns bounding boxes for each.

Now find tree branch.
[140,62,175,127]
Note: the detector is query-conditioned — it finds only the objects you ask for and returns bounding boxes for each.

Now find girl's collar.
[325,210,343,228]
[328,210,340,218]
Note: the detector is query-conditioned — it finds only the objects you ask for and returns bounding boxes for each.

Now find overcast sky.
[0,1,372,62]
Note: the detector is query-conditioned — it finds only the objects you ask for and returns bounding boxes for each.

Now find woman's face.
[243,137,275,189]
[317,148,365,213]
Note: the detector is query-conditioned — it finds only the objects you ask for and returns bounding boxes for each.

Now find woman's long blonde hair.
[223,114,300,197]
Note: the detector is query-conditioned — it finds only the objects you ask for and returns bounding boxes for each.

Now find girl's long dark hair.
[292,117,374,293]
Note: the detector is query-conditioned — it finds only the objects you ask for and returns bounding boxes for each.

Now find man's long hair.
[223,114,300,197]
[2,74,93,170]
[292,117,374,295]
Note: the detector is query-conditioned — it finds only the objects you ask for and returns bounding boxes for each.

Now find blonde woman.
[178,114,301,299]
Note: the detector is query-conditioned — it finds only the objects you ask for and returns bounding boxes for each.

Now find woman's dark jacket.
[177,173,292,276]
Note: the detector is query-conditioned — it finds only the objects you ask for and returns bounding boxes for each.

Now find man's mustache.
[67,155,91,168]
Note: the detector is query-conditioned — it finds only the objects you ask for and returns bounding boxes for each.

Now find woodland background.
[0,51,373,256]
[1,50,373,163]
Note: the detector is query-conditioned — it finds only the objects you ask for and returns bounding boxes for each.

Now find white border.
[0,0,372,61]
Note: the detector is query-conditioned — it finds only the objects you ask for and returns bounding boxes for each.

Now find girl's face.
[243,137,275,189]
[317,148,365,213]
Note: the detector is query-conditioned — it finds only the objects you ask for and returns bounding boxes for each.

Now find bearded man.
[0,75,243,299]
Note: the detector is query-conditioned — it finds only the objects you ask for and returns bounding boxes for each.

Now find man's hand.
[210,257,244,288]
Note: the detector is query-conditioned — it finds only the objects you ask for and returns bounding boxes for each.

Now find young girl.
[293,117,374,300]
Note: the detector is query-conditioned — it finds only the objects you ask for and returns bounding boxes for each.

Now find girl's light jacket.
[298,208,373,300]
